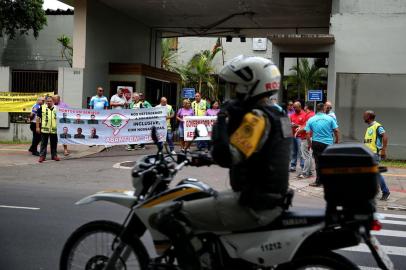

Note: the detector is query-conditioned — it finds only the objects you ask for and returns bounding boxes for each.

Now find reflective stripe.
[140,188,200,208]
[321,166,378,175]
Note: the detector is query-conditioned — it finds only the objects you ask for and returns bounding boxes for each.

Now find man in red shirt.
[296,102,315,178]
[289,101,306,172]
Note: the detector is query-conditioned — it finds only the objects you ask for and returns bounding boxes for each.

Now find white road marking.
[371,229,406,238]
[380,219,406,226]
[0,205,40,210]
[342,243,406,256]
[379,213,406,220]
[359,267,380,270]
[113,161,132,170]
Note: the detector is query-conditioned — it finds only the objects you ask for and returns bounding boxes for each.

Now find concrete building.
[1,0,405,158]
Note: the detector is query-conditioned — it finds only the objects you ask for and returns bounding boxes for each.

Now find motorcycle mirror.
[195,124,209,138]
[151,126,159,144]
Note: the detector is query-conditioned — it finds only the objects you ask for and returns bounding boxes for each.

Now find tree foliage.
[161,38,223,101]
[57,34,73,67]
[285,58,327,100]
[181,39,222,101]
[0,0,47,39]
[161,38,179,72]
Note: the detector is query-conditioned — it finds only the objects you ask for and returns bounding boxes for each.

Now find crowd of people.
[287,99,390,200]
[28,87,219,161]
[27,86,390,200]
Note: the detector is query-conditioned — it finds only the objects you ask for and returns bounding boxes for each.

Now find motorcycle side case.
[319,144,378,213]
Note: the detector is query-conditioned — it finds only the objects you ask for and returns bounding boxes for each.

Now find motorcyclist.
[150,55,292,270]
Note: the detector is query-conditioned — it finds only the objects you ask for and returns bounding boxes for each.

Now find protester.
[289,101,305,172]
[127,92,150,150]
[129,93,142,109]
[205,100,220,151]
[192,92,209,150]
[36,96,60,162]
[139,92,152,108]
[155,97,176,154]
[295,102,315,178]
[287,100,294,116]
[177,98,194,152]
[89,87,109,110]
[324,101,337,122]
[52,95,68,108]
[205,100,220,116]
[305,103,340,187]
[53,95,70,156]
[28,97,44,156]
[110,88,127,109]
[363,110,390,200]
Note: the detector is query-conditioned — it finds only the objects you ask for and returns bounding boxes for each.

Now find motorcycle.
[60,125,394,270]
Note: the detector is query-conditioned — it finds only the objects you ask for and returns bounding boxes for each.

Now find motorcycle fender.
[75,190,137,208]
[220,223,324,267]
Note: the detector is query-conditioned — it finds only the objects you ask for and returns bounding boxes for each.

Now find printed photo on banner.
[183,116,217,141]
[57,107,167,145]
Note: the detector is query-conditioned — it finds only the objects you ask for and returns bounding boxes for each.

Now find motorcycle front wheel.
[60,220,149,270]
[276,251,360,270]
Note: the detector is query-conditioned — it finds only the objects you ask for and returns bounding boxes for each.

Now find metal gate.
[11,70,58,93]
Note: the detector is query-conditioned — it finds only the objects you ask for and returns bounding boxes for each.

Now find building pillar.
[0,67,11,128]
[73,0,87,69]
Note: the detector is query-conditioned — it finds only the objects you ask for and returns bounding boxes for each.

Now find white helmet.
[220,55,281,100]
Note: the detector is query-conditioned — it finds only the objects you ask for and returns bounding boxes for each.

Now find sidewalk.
[288,169,406,211]
[0,143,105,167]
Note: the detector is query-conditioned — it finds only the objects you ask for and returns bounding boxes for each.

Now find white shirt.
[110,94,127,109]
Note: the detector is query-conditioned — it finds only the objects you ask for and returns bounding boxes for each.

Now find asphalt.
[1,143,405,210]
[1,145,406,269]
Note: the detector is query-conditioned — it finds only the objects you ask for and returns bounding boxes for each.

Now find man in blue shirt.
[89,87,109,110]
[28,97,44,156]
[305,103,340,187]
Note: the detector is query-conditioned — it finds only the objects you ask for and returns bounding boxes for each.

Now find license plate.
[369,236,394,270]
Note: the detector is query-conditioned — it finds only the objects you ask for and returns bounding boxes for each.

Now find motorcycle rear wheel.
[276,251,360,270]
[60,220,149,270]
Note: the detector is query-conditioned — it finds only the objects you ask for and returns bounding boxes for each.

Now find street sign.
[307,90,323,101]
[182,88,195,99]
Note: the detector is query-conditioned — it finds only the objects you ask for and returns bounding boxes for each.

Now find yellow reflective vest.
[191,99,207,116]
[364,121,382,154]
[41,105,57,134]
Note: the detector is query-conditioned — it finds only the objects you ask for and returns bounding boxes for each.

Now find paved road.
[0,149,405,269]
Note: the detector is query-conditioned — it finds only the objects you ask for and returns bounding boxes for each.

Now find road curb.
[289,180,406,211]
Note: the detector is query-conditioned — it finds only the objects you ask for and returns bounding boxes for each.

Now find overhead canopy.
[63,0,332,37]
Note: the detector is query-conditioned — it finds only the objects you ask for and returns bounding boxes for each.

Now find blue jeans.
[159,130,174,151]
[290,138,304,169]
[375,154,389,194]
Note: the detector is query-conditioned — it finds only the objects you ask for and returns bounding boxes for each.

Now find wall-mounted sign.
[252,38,267,51]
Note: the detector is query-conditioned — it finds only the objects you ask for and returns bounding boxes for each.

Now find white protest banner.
[57,107,167,145]
[183,116,217,141]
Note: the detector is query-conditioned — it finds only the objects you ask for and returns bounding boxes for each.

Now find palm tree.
[161,38,178,72]
[185,38,223,100]
[285,58,327,100]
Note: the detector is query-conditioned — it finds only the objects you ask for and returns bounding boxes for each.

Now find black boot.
[150,202,201,270]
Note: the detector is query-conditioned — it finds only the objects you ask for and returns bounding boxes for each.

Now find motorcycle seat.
[237,208,325,233]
